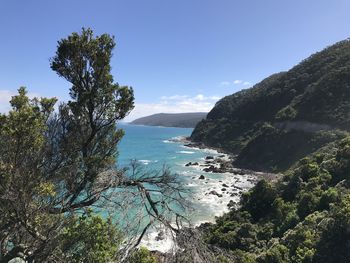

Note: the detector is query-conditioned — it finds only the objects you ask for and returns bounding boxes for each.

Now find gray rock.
[209,190,223,197]
[155,231,165,241]
[227,200,236,208]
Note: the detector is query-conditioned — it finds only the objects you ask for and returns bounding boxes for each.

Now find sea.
[116,123,256,252]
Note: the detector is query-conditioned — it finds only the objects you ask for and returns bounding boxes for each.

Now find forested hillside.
[198,136,350,263]
[191,40,350,172]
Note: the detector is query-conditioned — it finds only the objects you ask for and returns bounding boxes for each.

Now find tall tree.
[0,28,187,262]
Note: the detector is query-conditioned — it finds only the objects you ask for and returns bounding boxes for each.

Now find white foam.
[138,139,258,253]
[176,150,195,154]
[138,160,158,165]
[191,171,256,219]
[182,145,221,155]
[139,227,178,253]
[140,172,257,253]
[169,136,187,143]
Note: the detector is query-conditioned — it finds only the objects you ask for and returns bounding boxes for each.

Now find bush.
[128,247,157,263]
[242,180,277,221]
[60,212,122,263]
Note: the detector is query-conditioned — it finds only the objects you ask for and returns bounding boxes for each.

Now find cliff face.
[191,40,350,172]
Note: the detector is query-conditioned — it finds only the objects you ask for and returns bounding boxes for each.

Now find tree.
[0,28,188,262]
[242,180,277,221]
[60,211,123,263]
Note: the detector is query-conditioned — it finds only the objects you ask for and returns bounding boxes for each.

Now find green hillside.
[191,39,350,172]
[201,136,350,263]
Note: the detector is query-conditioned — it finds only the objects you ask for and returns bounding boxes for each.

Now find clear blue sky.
[0,0,349,120]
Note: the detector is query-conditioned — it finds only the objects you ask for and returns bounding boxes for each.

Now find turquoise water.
[115,123,256,251]
[117,123,252,221]
[117,123,209,221]
[118,123,202,170]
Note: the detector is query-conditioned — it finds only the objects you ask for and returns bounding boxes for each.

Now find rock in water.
[155,231,165,241]
[209,190,223,197]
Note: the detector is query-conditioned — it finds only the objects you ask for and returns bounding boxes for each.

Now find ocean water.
[118,123,196,168]
[116,123,256,251]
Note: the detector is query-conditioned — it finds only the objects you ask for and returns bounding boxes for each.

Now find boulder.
[227,200,236,208]
[209,190,223,197]
[155,231,165,241]
[186,162,199,167]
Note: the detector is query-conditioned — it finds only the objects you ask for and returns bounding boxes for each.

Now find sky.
[0,0,350,121]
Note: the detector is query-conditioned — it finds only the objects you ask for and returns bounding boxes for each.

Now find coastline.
[174,136,279,182]
[142,135,279,254]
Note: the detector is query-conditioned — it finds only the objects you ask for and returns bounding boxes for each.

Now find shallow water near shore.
[117,123,256,252]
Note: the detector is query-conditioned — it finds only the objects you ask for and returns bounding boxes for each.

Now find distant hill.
[191,39,350,172]
[130,112,207,128]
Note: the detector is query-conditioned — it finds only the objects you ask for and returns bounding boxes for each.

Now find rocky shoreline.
[182,137,279,182]
[148,136,280,260]
[167,136,279,213]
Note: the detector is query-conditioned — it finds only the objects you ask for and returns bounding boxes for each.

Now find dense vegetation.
[203,135,350,263]
[191,39,350,172]
[131,112,207,128]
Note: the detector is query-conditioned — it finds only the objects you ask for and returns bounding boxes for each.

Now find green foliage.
[242,180,277,221]
[234,250,256,263]
[271,198,299,235]
[205,135,350,262]
[216,255,231,263]
[318,187,339,210]
[60,212,122,263]
[127,247,157,263]
[258,244,290,263]
[275,105,297,121]
[313,194,350,263]
[296,191,320,219]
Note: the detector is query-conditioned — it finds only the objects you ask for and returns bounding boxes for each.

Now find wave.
[176,150,195,154]
[138,159,158,165]
[139,226,177,253]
